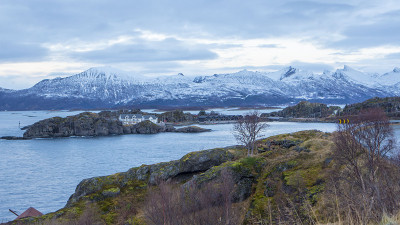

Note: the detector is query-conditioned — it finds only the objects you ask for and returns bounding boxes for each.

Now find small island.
[19,110,211,139]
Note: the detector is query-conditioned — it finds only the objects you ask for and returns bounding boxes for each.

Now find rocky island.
[20,111,210,139]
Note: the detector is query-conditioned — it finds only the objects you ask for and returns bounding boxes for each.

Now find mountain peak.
[85,66,128,75]
[79,66,140,81]
[393,67,400,73]
[280,66,298,79]
[322,70,332,76]
[343,65,354,71]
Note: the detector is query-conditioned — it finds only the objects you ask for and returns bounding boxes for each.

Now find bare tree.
[233,111,269,156]
[331,108,400,223]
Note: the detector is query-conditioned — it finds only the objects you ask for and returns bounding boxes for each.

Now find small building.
[143,115,158,123]
[119,114,158,125]
[15,207,43,220]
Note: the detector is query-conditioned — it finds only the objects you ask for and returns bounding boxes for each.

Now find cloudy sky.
[1,0,400,89]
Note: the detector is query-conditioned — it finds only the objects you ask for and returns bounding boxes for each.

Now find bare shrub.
[144,169,240,225]
[76,203,104,225]
[233,111,269,156]
[329,108,400,224]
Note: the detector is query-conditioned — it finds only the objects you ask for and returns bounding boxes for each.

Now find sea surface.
[0,109,396,222]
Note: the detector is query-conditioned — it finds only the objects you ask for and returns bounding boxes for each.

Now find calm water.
[0,109,392,222]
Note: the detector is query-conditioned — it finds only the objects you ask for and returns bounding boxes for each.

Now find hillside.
[266,101,340,118]
[342,96,400,118]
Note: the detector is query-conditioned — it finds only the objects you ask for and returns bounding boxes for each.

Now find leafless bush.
[76,203,104,225]
[144,169,240,225]
[233,111,269,156]
[330,108,400,224]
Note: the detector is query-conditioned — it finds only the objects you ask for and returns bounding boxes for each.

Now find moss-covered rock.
[66,147,242,207]
[102,187,121,198]
[244,130,335,224]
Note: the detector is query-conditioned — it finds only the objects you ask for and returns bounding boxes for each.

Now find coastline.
[4,129,335,224]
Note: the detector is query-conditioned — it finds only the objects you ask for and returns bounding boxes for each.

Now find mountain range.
[0,65,399,110]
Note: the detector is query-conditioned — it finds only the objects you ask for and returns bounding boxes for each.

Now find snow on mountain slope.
[0,87,14,93]
[26,67,150,101]
[1,65,399,110]
[277,67,316,82]
[378,67,400,86]
[332,65,377,86]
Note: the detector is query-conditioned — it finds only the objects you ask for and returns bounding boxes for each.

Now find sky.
[0,0,400,89]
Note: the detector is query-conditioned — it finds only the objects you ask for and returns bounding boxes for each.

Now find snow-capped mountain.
[377,67,400,86]
[0,66,398,110]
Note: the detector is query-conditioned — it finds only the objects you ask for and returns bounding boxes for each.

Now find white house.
[119,114,158,125]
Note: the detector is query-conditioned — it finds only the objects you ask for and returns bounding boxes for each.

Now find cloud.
[0,42,49,62]
[288,61,335,72]
[70,38,218,63]
[329,9,400,49]
[384,52,400,60]
[258,44,280,48]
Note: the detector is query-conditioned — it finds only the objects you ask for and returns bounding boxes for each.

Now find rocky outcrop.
[184,158,261,202]
[23,112,124,138]
[174,126,211,133]
[23,112,165,138]
[159,110,197,123]
[125,120,165,134]
[66,147,241,207]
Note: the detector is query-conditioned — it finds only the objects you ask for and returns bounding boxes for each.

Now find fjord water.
[0,110,362,221]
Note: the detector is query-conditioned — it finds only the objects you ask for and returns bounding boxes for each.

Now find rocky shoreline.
[0,136,32,140]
